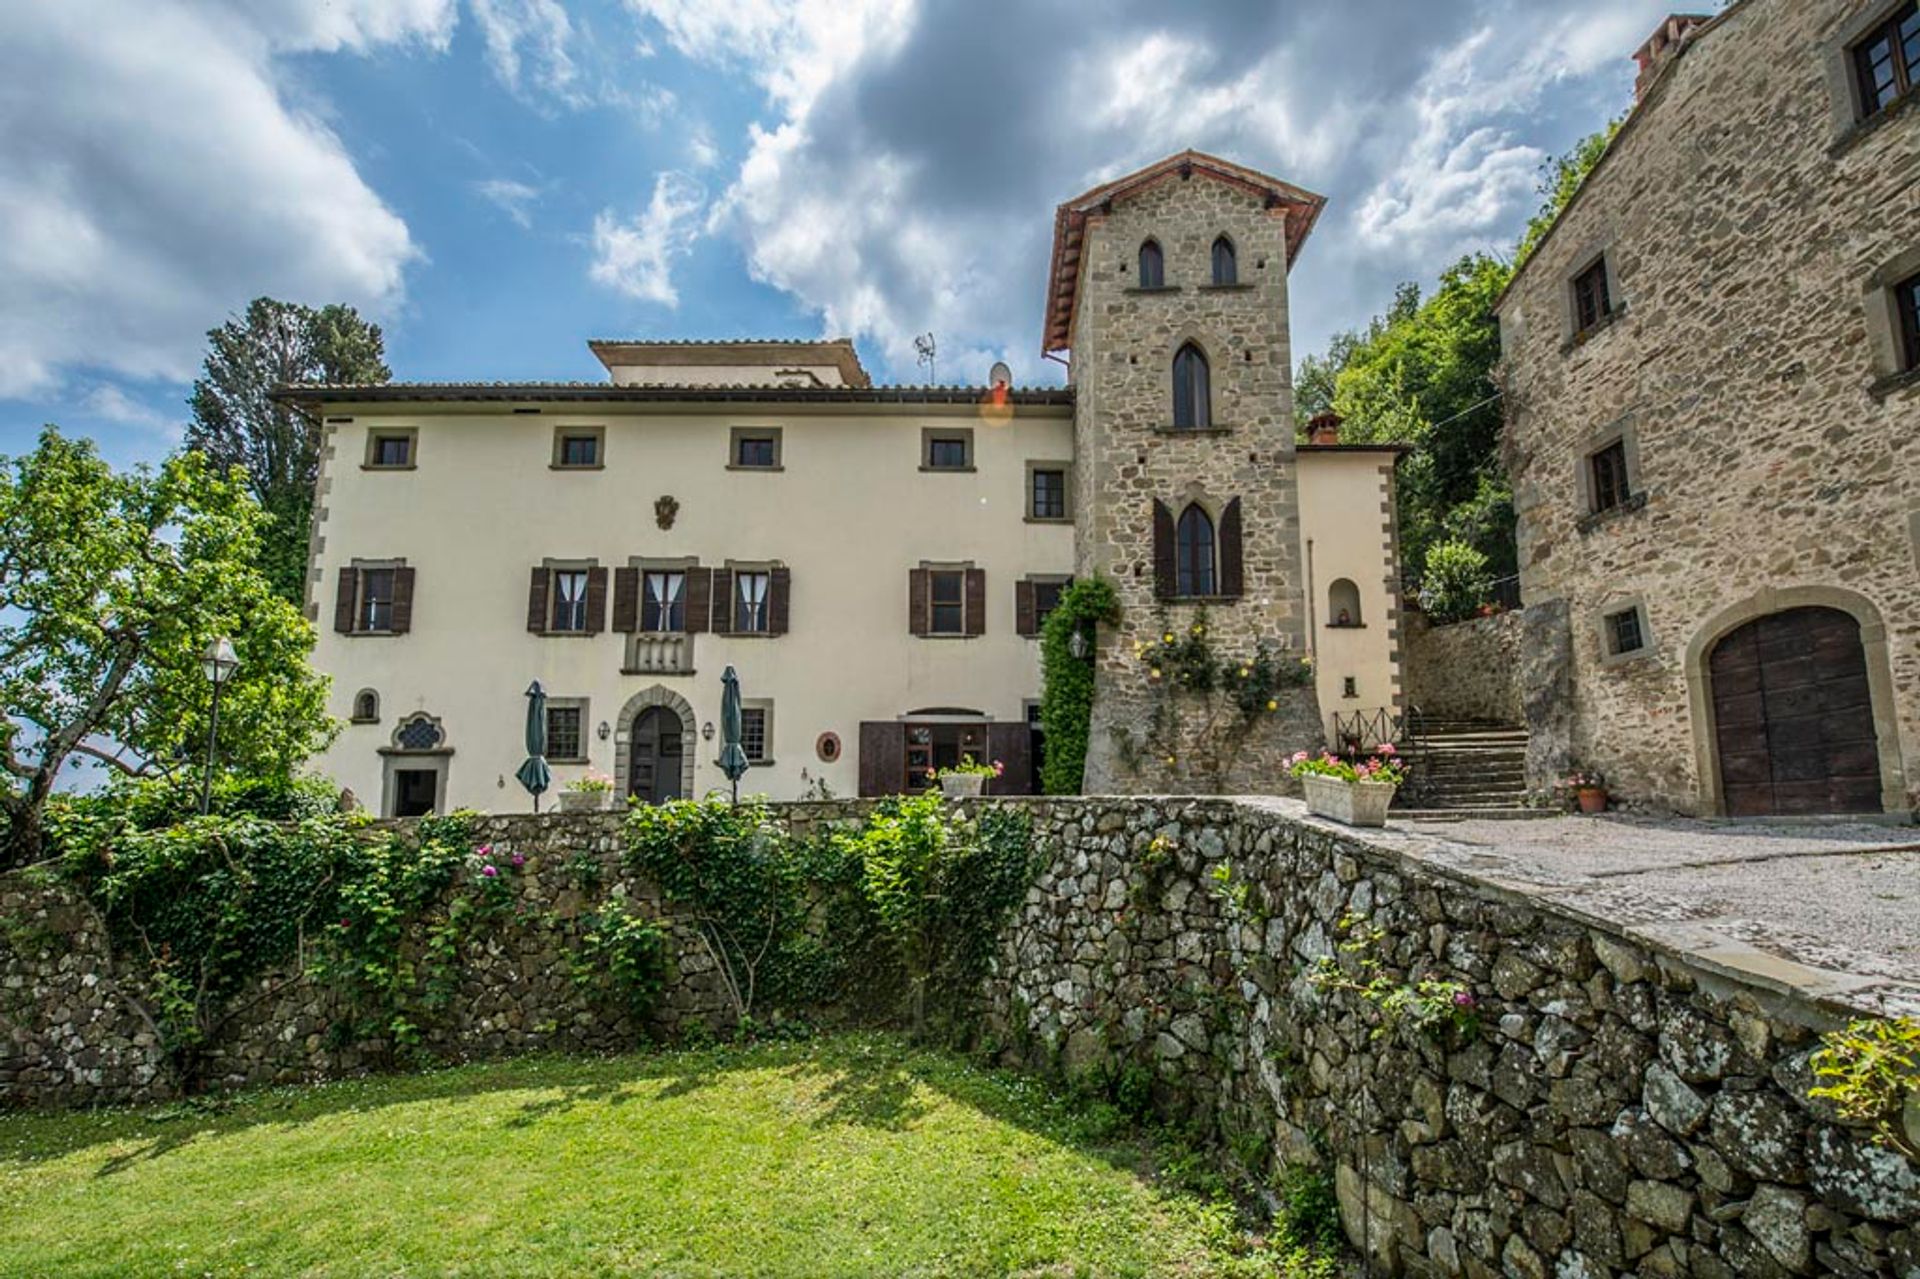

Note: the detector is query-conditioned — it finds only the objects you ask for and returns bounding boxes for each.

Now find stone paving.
[1394,813,1920,1016]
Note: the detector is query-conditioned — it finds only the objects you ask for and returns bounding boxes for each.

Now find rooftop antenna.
[913,332,937,385]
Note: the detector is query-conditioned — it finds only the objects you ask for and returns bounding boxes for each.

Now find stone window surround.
[1682,585,1910,817]
[1822,0,1920,145]
[920,426,975,472]
[377,712,451,818]
[1164,488,1238,605]
[728,425,785,471]
[1573,413,1648,532]
[544,696,590,764]
[349,688,380,724]
[550,425,605,470]
[1596,596,1653,668]
[740,697,775,767]
[1166,332,1218,433]
[362,426,418,470]
[723,558,781,636]
[346,557,406,636]
[613,685,698,802]
[1559,241,1626,349]
[919,559,975,638]
[629,554,700,637]
[1862,245,1920,390]
[536,557,599,638]
[1024,459,1073,523]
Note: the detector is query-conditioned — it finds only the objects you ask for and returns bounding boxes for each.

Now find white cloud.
[0,1,429,398]
[81,385,183,440]
[469,0,586,108]
[687,126,720,170]
[589,172,708,306]
[475,178,543,228]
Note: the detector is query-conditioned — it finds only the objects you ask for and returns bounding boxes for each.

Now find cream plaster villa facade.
[1498,0,1920,817]
[287,153,1402,816]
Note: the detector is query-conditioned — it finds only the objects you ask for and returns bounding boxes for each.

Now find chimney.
[1634,14,1711,102]
[1306,412,1342,446]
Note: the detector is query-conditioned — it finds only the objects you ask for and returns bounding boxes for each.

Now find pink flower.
[509,853,526,867]
[1376,743,1397,756]
[1453,990,1476,1008]
[476,844,493,858]
[992,760,1005,777]
[480,865,498,878]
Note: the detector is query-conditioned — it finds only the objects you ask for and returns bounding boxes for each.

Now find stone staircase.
[1395,717,1544,820]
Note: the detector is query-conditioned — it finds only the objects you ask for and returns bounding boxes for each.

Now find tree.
[0,429,336,866]
[186,298,390,604]
[1515,122,1623,268]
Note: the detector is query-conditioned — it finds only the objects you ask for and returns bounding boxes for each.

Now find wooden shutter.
[584,566,609,634]
[1153,499,1177,600]
[390,567,416,634]
[526,567,549,633]
[965,568,986,637]
[334,568,358,634]
[612,567,639,633]
[858,722,908,797]
[768,566,792,635]
[1219,497,1244,599]
[985,722,1032,796]
[710,568,735,634]
[1014,579,1037,637]
[685,567,711,634]
[908,568,929,636]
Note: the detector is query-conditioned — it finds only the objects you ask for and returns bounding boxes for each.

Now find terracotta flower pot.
[1576,786,1608,815]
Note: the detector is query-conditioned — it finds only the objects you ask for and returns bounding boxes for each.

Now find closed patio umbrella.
[516,680,553,811]
[718,665,750,805]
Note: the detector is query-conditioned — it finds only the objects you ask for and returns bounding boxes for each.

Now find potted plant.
[1567,769,1608,815]
[933,756,1002,798]
[1288,744,1407,828]
[558,771,616,812]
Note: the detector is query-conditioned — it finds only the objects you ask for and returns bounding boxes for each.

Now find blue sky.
[0,0,1690,470]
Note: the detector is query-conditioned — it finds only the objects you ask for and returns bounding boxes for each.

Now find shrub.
[1038,577,1120,794]
[1417,538,1492,623]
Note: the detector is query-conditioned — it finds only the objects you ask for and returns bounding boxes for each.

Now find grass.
[0,1033,1338,1277]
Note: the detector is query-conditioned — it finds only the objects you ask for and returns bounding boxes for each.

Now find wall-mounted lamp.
[701,721,715,741]
[597,721,611,741]
[1069,628,1090,660]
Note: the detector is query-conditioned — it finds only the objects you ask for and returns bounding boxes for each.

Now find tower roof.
[1042,150,1326,355]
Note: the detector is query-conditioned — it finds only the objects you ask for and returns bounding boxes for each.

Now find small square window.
[740,707,769,763]
[1573,258,1614,335]
[927,436,970,469]
[550,570,589,632]
[1030,468,1066,520]
[1589,439,1631,513]
[642,570,686,632]
[546,704,584,761]
[359,568,395,632]
[929,570,965,635]
[1896,271,1920,373]
[367,432,414,468]
[734,433,779,468]
[734,570,771,633]
[1605,607,1646,657]
[1852,2,1919,118]
[1032,579,1065,630]
[557,433,600,467]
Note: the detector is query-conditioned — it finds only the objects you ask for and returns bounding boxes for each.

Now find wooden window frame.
[920,427,975,472]
[532,559,604,637]
[928,569,966,636]
[1851,0,1920,119]
[728,426,785,471]
[1138,239,1165,289]
[1600,600,1653,667]
[1025,460,1071,522]
[1210,235,1237,286]
[358,566,398,633]
[1571,256,1614,338]
[732,567,773,634]
[1172,343,1212,430]
[1175,503,1217,598]
[740,699,774,766]
[362,427,418,470]
[641,568,688,634]
[544,697,590,764]
[551,426,605,470]
[1588,439,1631,514]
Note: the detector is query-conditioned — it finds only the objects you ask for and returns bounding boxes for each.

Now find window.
[1898,271,1920,372]
[1589,439,1631,513]
[360,568,396,631]
[1211,236,1237,285]
[1033,579,1065,630]
[734,570,771,633]
[1138,239,1165,288]
[394,714,445,751]
[923,429,973,470]
[351,689,380,723]
[553,429,602,468]
[550,570,589,632]
[1572,258,1614,335]
[1605,606,1647,658]
[642,570,686,632]
[930,570,965,635]
[1030,467,1066,520]
[1172,343,1211,429]
[1853,1,1919,117]
[546,703,585,762]
[731,427,783,469]
[1176,504,1216,597]
[1342,676,1358,699]
[740,705,769,763]
[365,430,415,468]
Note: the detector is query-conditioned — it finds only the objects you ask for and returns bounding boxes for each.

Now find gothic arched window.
[1138,239,1165,289]
[1176,504,1216,597]
[1211,236,1237,285]
[1172,342,1211,429]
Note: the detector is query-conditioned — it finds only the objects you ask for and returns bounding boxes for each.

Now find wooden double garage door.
[1709,606,1882,817]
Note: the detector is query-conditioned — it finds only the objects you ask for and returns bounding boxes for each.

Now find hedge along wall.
[3,799,1916,1276]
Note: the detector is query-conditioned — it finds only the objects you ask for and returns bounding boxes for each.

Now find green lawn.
[0,1034,1334,1277]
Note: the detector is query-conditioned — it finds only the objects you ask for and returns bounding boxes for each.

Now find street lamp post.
[199,636,239,815]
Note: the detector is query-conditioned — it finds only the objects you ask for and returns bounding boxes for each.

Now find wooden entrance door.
[628,707,685,805]
[1709,606,1881,816]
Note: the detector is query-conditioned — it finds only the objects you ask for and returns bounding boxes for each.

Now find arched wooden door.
[1709,606,1881,816]
[628,706,685,805]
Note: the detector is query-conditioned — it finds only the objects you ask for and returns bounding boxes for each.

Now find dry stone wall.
[1404,608,1527,725]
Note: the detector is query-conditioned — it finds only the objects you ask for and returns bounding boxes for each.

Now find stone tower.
[1045,152,1327,793]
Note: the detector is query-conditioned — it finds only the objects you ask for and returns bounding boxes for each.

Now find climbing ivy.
[569,899,669,1020]
[1038,577,1120,794]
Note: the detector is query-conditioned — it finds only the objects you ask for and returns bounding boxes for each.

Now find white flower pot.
[940,773,986,798]
[558,790,611,813]
[1301,774,1397,827]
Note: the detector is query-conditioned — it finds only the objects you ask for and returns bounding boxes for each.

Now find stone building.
[283,153,1401,814]
[1496,1,1920,816]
